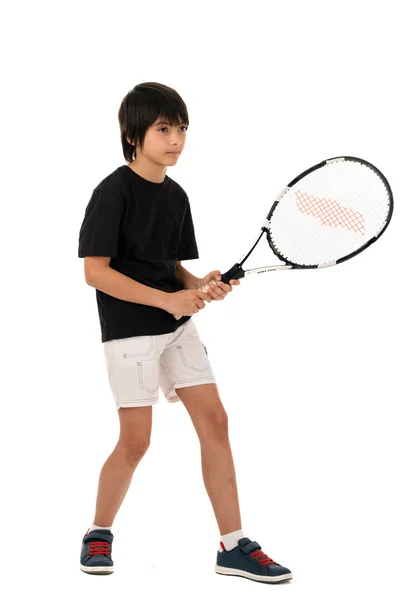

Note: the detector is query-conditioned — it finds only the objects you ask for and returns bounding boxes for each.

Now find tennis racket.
[173,156,393,320]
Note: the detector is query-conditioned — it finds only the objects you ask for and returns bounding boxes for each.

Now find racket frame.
[221,156,393,284]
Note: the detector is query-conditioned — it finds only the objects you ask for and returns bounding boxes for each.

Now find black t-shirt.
[78,164,199,343]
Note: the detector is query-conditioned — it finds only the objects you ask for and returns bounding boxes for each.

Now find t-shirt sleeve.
[78,185,124,257]
[177,195,199,260]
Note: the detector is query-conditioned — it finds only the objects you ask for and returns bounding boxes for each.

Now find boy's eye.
[158,126,188,132]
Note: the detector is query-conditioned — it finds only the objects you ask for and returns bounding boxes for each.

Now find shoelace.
[250,549,277,566]
[89,540,111,556]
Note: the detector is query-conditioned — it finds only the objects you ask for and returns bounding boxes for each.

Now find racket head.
[266,156,393,268]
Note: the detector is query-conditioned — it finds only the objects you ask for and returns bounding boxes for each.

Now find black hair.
[118,82,189,162]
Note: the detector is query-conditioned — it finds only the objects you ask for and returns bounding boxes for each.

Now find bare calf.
[92,405,152,527]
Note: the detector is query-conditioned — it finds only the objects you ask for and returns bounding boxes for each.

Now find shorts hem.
[165,378,217,403]
[116,398,159,409]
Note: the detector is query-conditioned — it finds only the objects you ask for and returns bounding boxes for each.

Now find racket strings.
[295,190,367,235]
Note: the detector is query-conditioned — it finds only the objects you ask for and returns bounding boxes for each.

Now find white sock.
[219,528,246,552]
[88,523,113,533]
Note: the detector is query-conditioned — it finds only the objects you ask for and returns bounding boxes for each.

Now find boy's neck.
[127,157,167,184]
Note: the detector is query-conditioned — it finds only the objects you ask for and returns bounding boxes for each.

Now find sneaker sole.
[215,564,292,583]
[80,564,114,574]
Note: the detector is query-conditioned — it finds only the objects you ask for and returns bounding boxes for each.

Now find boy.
[77,82,292,584]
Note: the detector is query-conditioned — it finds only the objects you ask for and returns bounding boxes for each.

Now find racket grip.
[173,279,217,320]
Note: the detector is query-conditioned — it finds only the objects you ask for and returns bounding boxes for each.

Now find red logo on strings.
[295,190,366,235]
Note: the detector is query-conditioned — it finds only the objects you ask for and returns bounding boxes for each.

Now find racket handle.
[173,279,217,320]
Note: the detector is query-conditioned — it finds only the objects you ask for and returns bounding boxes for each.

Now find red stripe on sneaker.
[220,541,226,551]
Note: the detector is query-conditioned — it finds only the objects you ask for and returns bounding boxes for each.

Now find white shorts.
[103,318,217,409]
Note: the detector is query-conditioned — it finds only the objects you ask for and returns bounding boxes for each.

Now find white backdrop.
[2,1,405,599]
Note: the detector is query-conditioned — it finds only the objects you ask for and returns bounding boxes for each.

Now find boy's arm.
[175,261,200,290]
[86,264,169,310]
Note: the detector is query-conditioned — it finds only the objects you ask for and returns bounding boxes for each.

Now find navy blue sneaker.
[80,528,114,574]
[215,537,292,583]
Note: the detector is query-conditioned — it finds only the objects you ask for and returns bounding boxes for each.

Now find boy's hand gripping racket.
[173,156,393,320]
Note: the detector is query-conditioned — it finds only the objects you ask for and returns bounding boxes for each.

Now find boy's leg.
[93,406,153,526]
[175,383,242,535]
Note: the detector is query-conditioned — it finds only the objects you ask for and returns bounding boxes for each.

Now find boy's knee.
[117,437,151,461]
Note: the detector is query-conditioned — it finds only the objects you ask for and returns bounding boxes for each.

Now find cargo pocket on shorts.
[136,360,159,395]
[176,343,209,372]
[115,337,159,396]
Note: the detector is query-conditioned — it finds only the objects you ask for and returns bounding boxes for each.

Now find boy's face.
[130,117,188,165]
